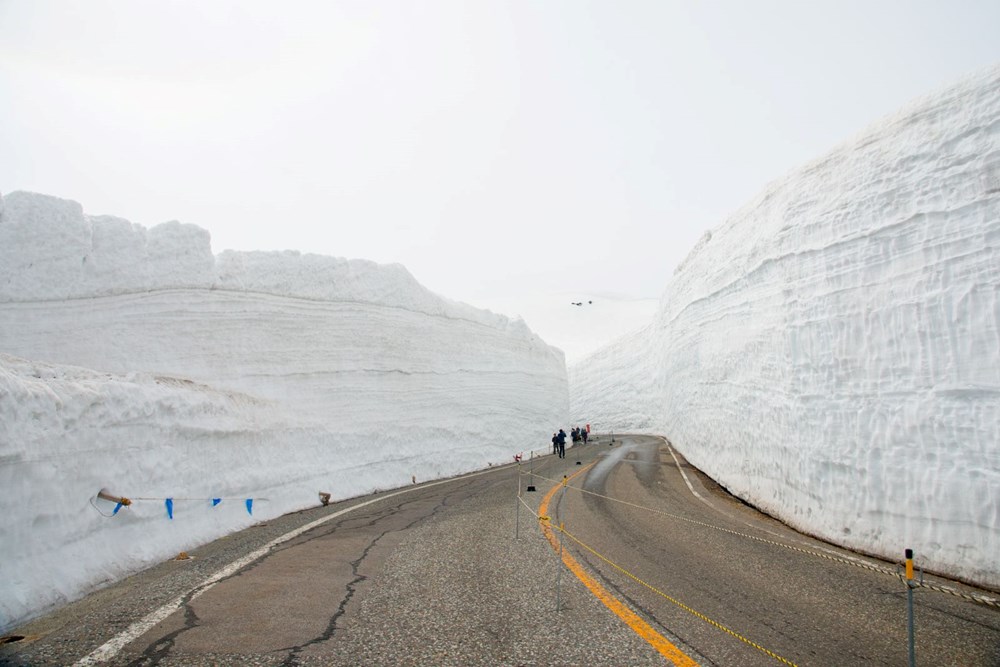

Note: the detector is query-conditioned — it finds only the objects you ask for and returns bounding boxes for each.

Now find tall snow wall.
[571,66,1000,589]
[0,192,568,630]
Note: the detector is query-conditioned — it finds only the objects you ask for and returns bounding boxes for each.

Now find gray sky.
[1,0,998,317]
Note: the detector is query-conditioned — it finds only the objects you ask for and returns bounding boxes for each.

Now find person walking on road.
[557,429,567,458]
[552,433,559,456]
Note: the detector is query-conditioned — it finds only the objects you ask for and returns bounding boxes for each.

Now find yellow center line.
[538,465,698,667]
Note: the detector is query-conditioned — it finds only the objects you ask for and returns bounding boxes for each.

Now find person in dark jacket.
[552,433,559,455]
[557,429,567,458]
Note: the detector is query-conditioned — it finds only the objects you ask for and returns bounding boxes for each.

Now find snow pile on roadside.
[571,66,1000,589]
[0,194,567,630]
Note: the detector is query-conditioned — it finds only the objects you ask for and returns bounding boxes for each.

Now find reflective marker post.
[515,462,521,539]
[905,548,915,667]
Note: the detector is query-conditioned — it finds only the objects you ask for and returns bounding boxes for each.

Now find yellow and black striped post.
[905,548,915,667]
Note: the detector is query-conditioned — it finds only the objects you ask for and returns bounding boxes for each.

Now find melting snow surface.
[571,66,1000,589]
[0,195,567,630]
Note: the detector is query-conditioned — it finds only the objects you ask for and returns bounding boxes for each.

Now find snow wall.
[571,66,1000,589]
[0,191,568,630]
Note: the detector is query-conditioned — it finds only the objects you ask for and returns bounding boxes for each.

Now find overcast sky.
[1,1,998,318]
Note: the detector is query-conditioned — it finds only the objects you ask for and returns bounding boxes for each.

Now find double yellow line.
[537,466,698,667]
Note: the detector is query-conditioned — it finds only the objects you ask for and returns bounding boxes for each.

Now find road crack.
[126,598,200,667]
[278,492,458,666]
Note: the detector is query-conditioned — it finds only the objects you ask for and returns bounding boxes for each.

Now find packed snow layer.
[0,194,567,630]
[571,66,1000,589]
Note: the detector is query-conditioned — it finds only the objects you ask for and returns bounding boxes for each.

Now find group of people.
[550,425,589,459]
[551,429,567,458]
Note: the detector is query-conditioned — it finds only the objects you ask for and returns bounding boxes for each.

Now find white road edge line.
[666,445,715,510]
[74,465,505,665]
[666,442,816,540]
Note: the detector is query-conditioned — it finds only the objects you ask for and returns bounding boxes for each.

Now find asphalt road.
[551,435,1000,666]
[3,434,998,666]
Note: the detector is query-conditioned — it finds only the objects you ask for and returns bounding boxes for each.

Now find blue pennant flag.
[165,498,174,520]
[212,498,221,506]
[112,502,124,515]
[245,498,253,516]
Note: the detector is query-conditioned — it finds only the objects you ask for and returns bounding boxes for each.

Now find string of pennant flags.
[94,489,267,519]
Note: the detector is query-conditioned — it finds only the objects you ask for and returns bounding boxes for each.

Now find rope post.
[905,548,916,667]
[556,475,568,612]
[527,450,537,492]
[515,462,521,539]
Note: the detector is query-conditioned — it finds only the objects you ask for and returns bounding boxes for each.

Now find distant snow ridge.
[0,194,567,630]
[571,66,1000,589]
